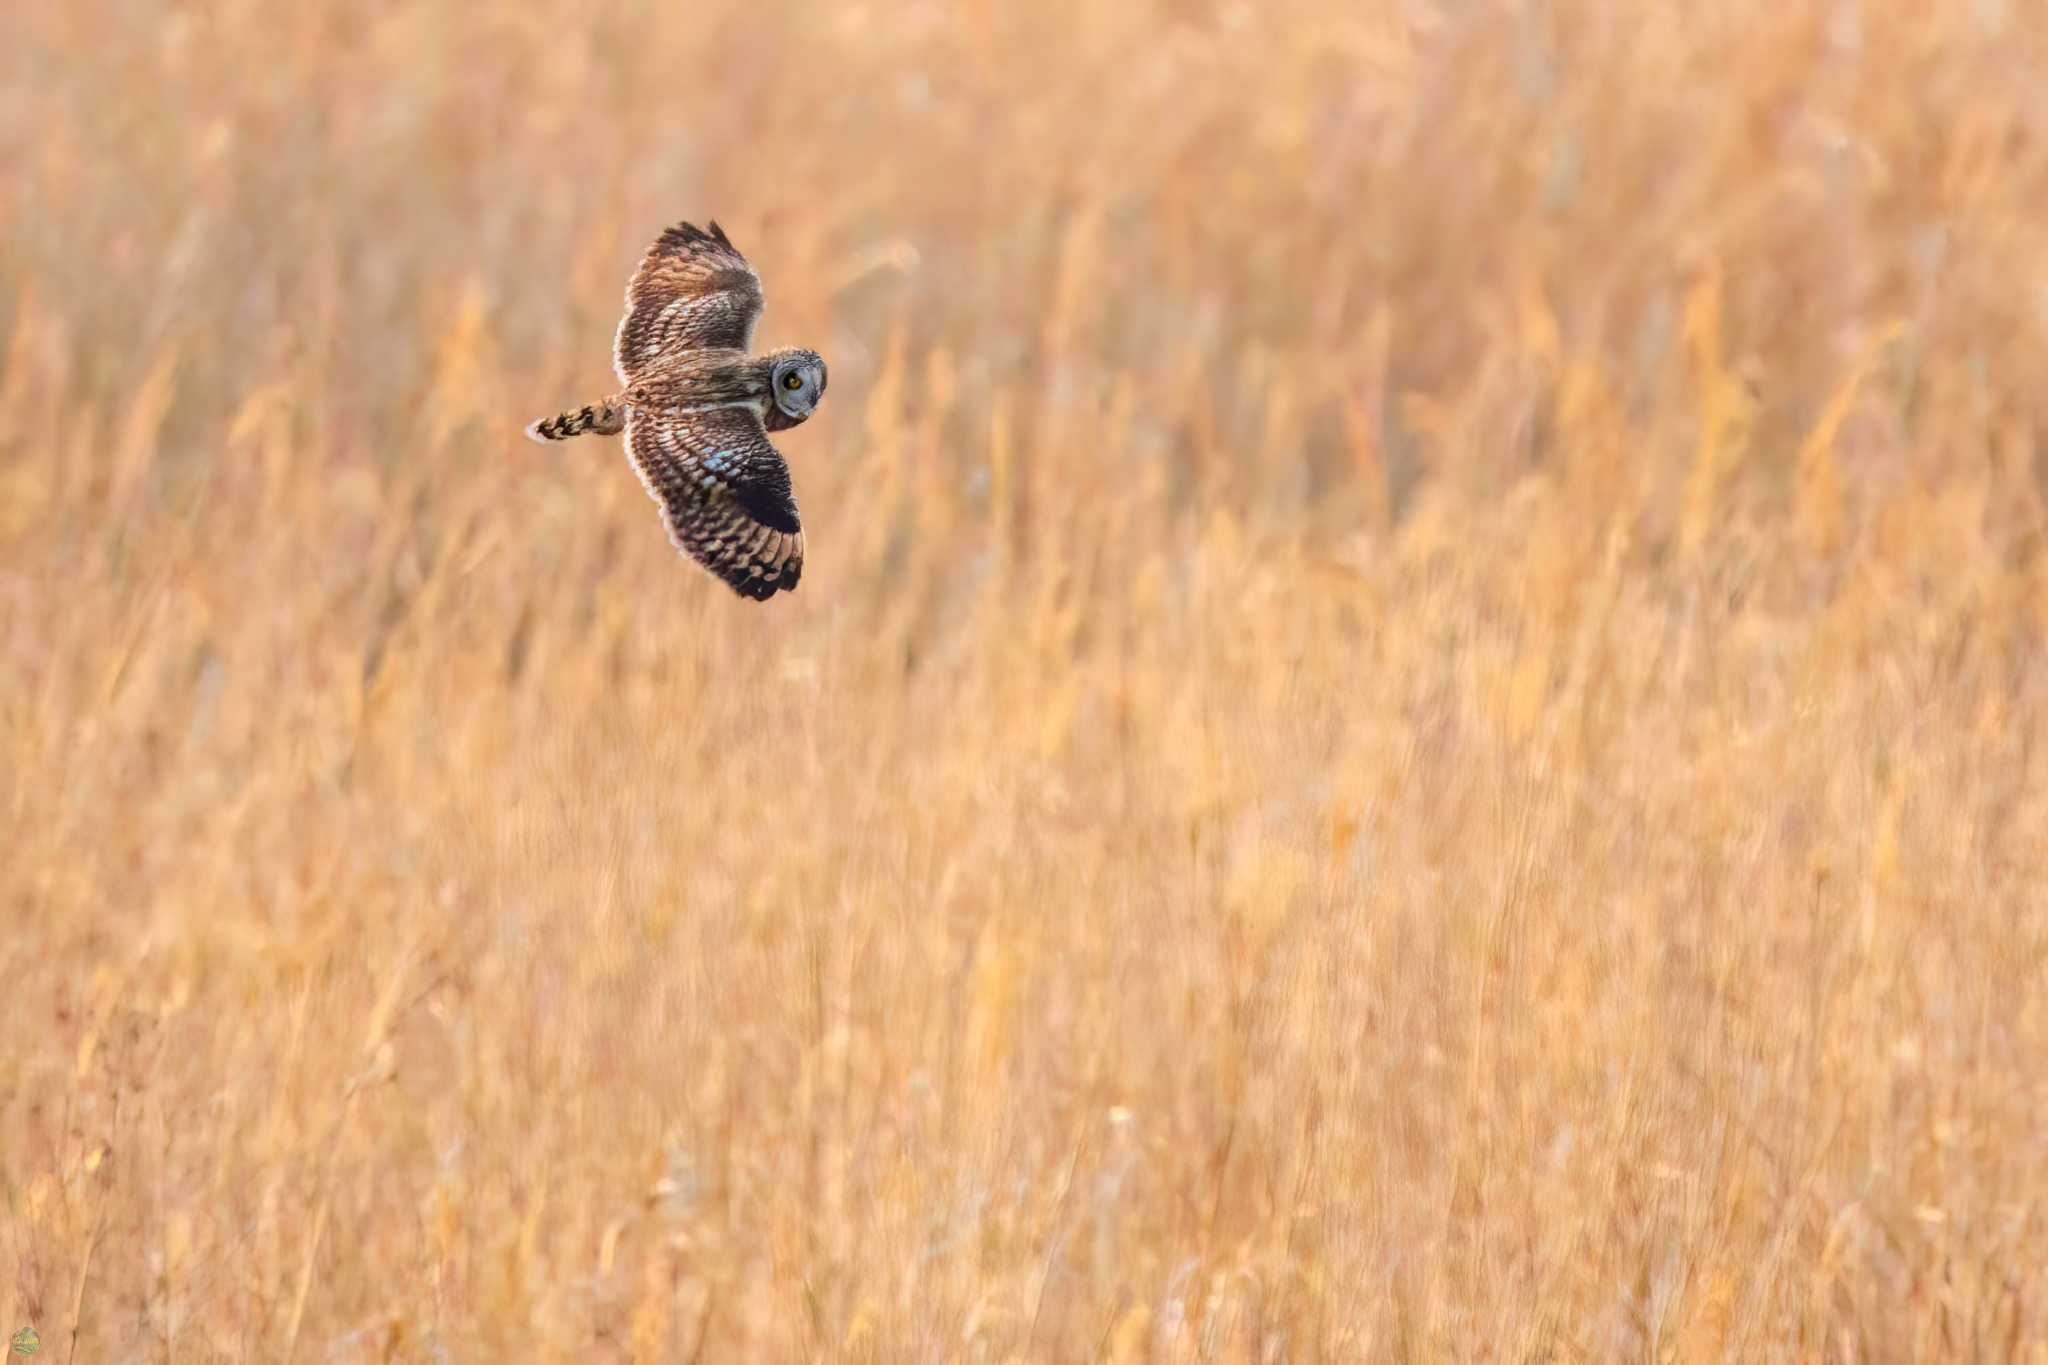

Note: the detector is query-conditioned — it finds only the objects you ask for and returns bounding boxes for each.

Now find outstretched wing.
[624,404,803,600]
[613,220,765,384]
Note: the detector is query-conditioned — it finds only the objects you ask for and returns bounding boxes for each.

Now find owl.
[526,220,827,600]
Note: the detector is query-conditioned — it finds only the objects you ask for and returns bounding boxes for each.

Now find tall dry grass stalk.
[3,0,2046,1359]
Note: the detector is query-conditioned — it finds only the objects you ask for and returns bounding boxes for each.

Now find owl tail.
[525,396,626,442]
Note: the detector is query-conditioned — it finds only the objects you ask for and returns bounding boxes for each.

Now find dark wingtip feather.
[658,220,708,249]
[723,566,799,602]
[654,219,739,259]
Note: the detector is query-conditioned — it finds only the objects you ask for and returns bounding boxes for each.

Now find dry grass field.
[5,0,2048,1359]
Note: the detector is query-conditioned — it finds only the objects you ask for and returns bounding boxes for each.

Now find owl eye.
[782,372,804,391]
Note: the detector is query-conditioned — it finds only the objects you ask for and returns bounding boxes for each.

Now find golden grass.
[5,0,2048,1359]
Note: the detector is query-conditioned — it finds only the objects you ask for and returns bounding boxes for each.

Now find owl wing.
[613,220,766,384]
[625,404,803,600]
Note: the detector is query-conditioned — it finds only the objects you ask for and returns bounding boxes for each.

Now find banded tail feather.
[526,396,626,442]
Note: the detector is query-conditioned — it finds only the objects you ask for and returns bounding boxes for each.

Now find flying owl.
[526,220,827,600]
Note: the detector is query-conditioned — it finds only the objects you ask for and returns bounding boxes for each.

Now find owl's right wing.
[613,220,766,385]
[624,404,803,600]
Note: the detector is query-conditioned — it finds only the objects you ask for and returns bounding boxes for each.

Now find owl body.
[620,347,822,422]
[525,221,828,601]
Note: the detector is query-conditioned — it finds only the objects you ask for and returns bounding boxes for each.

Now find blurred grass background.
[4,0,2048,1359]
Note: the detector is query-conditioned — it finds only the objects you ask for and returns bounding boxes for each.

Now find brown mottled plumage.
[526,220,828,601]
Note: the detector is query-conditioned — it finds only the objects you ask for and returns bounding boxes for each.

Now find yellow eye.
[782,372,803,391]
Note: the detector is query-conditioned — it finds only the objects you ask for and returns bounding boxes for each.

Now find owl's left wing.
[624,404,803,600]
[614,220,765,384]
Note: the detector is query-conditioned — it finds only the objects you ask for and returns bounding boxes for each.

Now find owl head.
[764,348,828,430]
